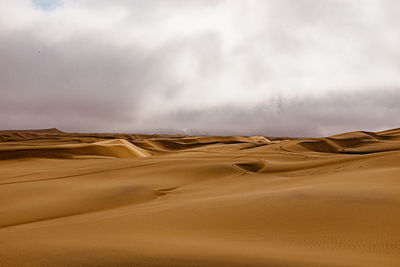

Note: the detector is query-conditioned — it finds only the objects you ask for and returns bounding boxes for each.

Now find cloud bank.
[1,0,399,136]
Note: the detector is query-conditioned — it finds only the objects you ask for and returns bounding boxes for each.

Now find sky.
[0,0,399,136]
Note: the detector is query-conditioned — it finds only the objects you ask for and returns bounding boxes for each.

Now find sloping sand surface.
[1,129,400,266]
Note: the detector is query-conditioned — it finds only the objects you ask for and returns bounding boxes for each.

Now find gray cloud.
[0,0,399,136]
[0,30,155,131]
[132,88,400,137]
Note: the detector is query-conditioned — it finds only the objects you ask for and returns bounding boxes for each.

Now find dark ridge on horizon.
[0,128,64,134]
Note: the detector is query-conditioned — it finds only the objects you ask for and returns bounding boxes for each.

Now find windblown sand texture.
[1,128,400,266]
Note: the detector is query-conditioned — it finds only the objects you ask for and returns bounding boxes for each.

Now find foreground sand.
[1,128,400,266]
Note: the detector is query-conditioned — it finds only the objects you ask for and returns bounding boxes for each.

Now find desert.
[2,1,400,266]
[1,128,400,266]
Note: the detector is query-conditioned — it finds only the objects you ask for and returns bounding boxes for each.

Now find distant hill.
[0,128,64,135]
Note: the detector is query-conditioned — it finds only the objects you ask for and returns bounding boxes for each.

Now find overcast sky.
[1,0,399,136]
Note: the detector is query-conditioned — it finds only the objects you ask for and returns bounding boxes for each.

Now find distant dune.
[0,127,64,135]
[1,128,400,266]
[0,139,150,160]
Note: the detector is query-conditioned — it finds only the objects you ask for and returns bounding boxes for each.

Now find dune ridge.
[1,128,400,266]
[280,130,400,154]
[0,139,150,160]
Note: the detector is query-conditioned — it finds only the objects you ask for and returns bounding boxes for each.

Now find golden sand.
[1,128,400,266]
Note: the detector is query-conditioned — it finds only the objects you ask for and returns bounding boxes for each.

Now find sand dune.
[281,130,400,154]
[1,128,400,266]
[131,135,270,153]
[0,139,150,160]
